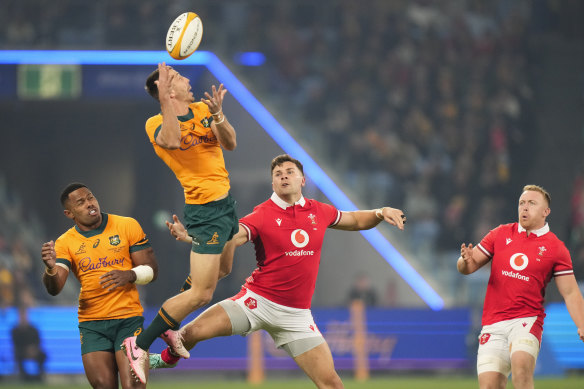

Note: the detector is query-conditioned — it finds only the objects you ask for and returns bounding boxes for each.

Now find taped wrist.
[375,207,385,220]
[132,265,154,285]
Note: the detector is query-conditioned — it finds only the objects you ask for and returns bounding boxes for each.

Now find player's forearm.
[157,121,182,149]
[335,210,381,231]
[347,207,407,231]
[42,267,65,296]
[357,209,384,230]
[213,117,236,150]
[157,101,182,149]
[564,290,584,330]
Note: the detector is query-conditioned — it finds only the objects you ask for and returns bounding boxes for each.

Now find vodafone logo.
[291,229,309,248]
[509,253,529,271]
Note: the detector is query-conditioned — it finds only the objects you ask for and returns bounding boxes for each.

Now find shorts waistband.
[191,193,232,207]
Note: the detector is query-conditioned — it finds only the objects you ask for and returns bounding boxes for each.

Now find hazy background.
[0,0,583,321]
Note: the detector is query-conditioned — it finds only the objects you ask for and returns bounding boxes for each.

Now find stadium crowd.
[1,0,582,307]
[0,176,58,308]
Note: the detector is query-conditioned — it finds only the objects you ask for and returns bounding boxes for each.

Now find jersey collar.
[270,192,306,209]
[75,213,109,238]
[177,107,194,122]
[518,222,549,237]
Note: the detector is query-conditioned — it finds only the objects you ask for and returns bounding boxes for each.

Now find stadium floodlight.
[0,50,444,310]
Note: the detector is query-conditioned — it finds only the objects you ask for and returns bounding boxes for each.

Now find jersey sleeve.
[477,225,502,258]
[239,207,262,242]
[145,115,163,145]
[319,202,341,227]
[54,235,72,270]
[553,242,574,277]
[123,217,151,253]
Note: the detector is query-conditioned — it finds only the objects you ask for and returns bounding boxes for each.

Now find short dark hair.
[145,69,160,100]
[60,182,88,207]
[270,154,304,176]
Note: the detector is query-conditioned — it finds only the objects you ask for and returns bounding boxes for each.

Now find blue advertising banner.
[0,306,472,375]
[2,305,571,377]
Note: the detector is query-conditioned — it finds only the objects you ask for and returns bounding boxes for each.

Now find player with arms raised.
[458,185,584,389]
[146,154,407,388]
[122,62,239,383]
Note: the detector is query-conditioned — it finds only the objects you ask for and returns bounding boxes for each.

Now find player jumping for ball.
[122,63,239,383]
[146,154,406,388]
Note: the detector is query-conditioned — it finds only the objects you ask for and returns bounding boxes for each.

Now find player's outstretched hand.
[201,84,227,115]
[100,270,135,291]
[380,207,406,230]
[155,62,175,101]
[460,243,474,264]
[578,328,584,342]
[166,214,192,243]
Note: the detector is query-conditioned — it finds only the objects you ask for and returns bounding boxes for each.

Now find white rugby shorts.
[476,316,541,376]
[229,287,323,349]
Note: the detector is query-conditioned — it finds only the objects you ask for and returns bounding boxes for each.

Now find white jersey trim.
[331,210,342,227]
[240,222,252,242]
[477,243,492,258]
[554,270,574,277]
[56,262,70,272]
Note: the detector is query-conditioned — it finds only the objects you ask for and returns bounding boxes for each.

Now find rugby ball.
[166,12,203,60]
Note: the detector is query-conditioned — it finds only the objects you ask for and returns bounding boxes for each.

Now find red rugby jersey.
[477,223,572,326]
[239,193,341,309]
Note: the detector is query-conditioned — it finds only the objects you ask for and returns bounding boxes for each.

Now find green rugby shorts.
[184,193,238,254]
[78,316,144,355]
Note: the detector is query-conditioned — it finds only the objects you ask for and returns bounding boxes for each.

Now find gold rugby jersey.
[145,102,230,204]
[55,213,150,322]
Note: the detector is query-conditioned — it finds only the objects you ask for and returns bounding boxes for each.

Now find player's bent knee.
[88,375,116,389]
[198,292,214,306]
[317,372,343,389]
[183,287,214,307]
[218,265,232,279]
[477,354,511,377]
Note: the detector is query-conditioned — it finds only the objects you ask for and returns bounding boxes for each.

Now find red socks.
[161,347,181,365]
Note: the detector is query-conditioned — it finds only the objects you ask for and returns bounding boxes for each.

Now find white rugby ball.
[166,12,203,60]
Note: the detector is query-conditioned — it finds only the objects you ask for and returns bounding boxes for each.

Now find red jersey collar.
[270,192,306,209]
[518,222,550,237]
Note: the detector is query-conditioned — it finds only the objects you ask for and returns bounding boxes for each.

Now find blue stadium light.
[233,51,266,66]
[0,50,444,310]
[0,50,210,65]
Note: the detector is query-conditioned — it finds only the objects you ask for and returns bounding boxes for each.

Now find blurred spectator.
[11,306,46,382]
[572,243,584,294]
[11,237,33,272]
[0,261,14,308]
[569,164,584,248]
[347,272,378,307]
[404,179,440,266]
[0,175,64,306]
